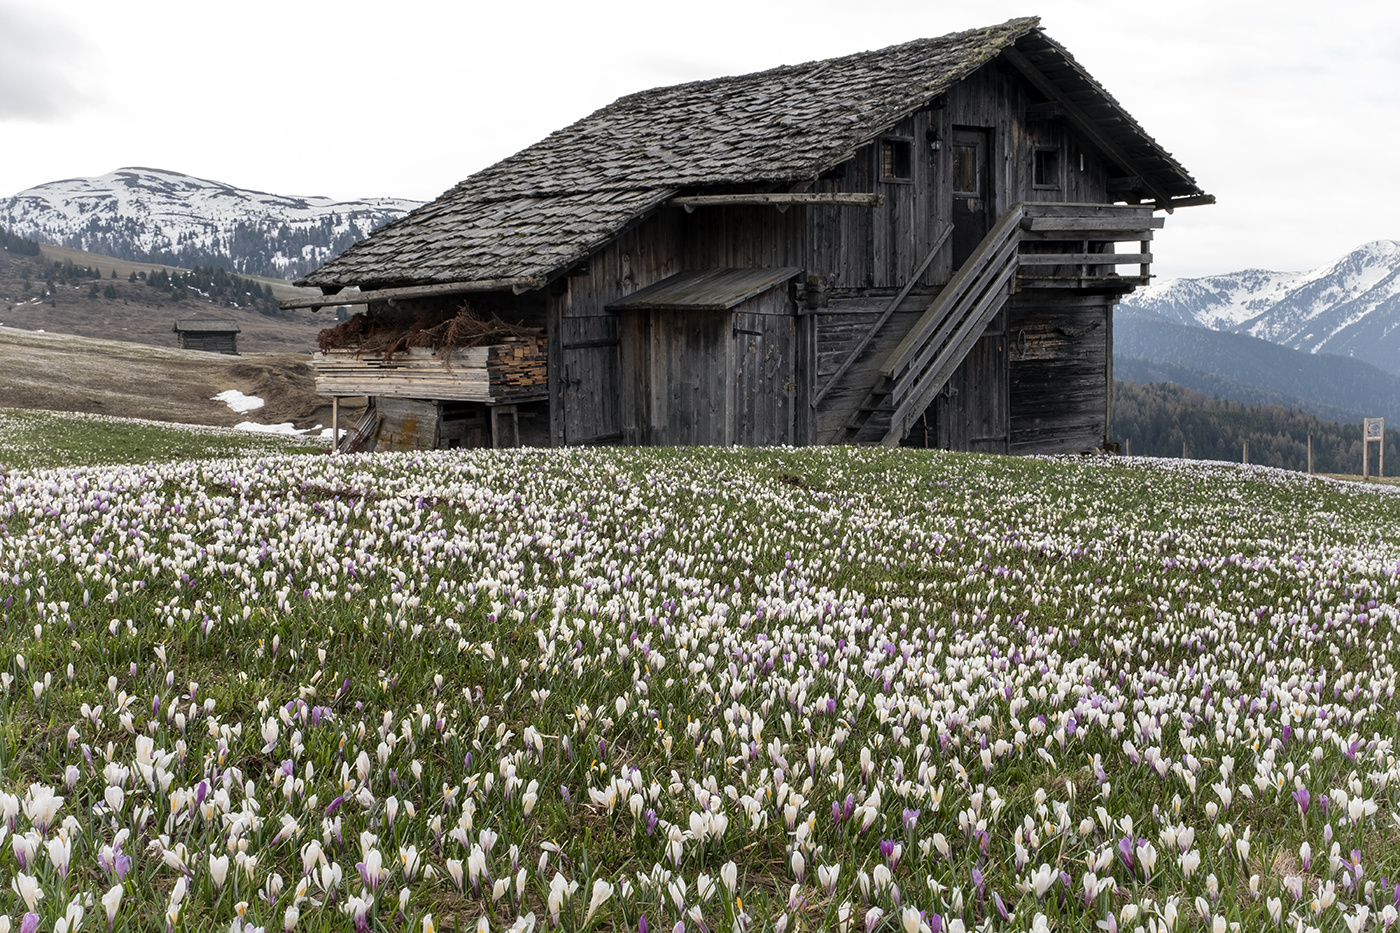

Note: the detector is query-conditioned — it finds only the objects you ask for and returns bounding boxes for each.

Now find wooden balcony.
[1016,202,1162,291]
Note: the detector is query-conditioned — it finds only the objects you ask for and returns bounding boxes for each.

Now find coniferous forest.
[1114,380,1399,476]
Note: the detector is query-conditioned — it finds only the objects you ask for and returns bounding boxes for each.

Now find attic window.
[880,137,913,182]
[1033,148,1061,189]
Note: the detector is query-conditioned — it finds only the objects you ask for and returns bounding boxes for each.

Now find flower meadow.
[0,409,325,472]
[1,446,1400,933]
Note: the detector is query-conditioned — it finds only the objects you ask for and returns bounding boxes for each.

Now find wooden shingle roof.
[173,319,240,333]
[302,17,1206,291]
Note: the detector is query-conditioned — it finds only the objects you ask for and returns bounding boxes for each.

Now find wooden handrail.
[820,201,1164,446]
[881,205,1025,382]
[812,223,952,407]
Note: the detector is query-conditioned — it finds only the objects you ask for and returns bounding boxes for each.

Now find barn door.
[950,127,993,271]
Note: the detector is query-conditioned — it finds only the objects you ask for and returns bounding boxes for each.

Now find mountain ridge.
[1121,240,1400,375]
[1,167,424,281]
[1113,311,1400,425]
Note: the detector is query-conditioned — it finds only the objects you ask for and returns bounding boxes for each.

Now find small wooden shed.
[288,17,1211,454]
[173,320,240,355]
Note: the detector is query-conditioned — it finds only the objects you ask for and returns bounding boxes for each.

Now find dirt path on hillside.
[0,326,363,430]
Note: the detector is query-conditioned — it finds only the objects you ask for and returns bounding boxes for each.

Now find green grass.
[1,445,1399,931]
[0,407,325,469]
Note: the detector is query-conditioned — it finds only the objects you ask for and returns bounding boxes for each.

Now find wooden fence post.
[1307,433,1313,475]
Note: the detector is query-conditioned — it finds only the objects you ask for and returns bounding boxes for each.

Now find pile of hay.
[317,303,541,362]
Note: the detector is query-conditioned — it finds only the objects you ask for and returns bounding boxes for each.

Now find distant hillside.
[1114,380,1398,475]
[1,167,423,281]
[1120,241,1400,376]
[1,231,329,352]
[1114,311,1400,424]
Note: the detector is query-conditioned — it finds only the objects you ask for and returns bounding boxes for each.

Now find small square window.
[1033,148,1061,188]
[880,138,912,181]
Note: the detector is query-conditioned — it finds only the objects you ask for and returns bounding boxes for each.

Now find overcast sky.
[2,0,1396,280]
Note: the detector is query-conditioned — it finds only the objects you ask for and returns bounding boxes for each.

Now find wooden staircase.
[828,202,1161,446]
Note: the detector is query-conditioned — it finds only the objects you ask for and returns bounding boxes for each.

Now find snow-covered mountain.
[1121,240,1400,376]
[1,167,423,281]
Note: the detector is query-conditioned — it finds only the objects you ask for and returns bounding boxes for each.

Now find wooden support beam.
[1023,216,1163,232]
[671,193,883,211]
[1018,252,1151,265]
[1167,194,1217,209]
[1000,47,1178,209]
[279,276,547,311]
[1019,228,1154,243]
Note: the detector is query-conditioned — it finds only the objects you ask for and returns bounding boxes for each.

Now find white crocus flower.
[584,879,613,924]
[103,884,123,927]
[13,872,43,911]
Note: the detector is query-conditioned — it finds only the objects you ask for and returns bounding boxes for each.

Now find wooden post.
[1243,440,1248,465]
[1182,440,1186,459]
[1125,438,1131,457]
[1368,419,1387,477]
[1307,433,1313,475]
[331,397,340,455]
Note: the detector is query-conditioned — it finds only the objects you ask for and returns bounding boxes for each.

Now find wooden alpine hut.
[173,319,241,355]
[287,16,1211,453]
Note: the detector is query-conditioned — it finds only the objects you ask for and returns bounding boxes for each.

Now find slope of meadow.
[0,327,357,432]
[1,446,1398,932]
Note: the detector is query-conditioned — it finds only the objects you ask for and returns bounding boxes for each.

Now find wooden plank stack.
[314,335,547,403]
[487,337,548,400]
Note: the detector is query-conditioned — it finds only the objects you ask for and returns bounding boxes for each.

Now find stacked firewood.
[487,337,547,399]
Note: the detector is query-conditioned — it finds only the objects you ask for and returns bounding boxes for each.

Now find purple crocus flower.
[639,918,648,933]
[1118,837,1136,871]
[22,913,40,933]
[993,892,1009,922]
[1293,787,1310,816]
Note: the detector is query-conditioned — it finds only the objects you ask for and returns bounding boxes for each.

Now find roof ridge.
[603,17,1041,107]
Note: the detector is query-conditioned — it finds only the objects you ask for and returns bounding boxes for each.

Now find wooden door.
[950,127,993,270]
[619,310,731,446]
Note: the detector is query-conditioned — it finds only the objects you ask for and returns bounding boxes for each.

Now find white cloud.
[0,5,96,121]
[1,0,1398,278]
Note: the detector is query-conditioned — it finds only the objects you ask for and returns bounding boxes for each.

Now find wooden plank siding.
[1006,291,1113,453]
[732,287,802,446]
[548,211,683,445]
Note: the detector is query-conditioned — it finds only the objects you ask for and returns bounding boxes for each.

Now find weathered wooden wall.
[1006,291,1112,454]
[618,286,803,446]
[548,213,683,446]
[805,59,1120,452]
